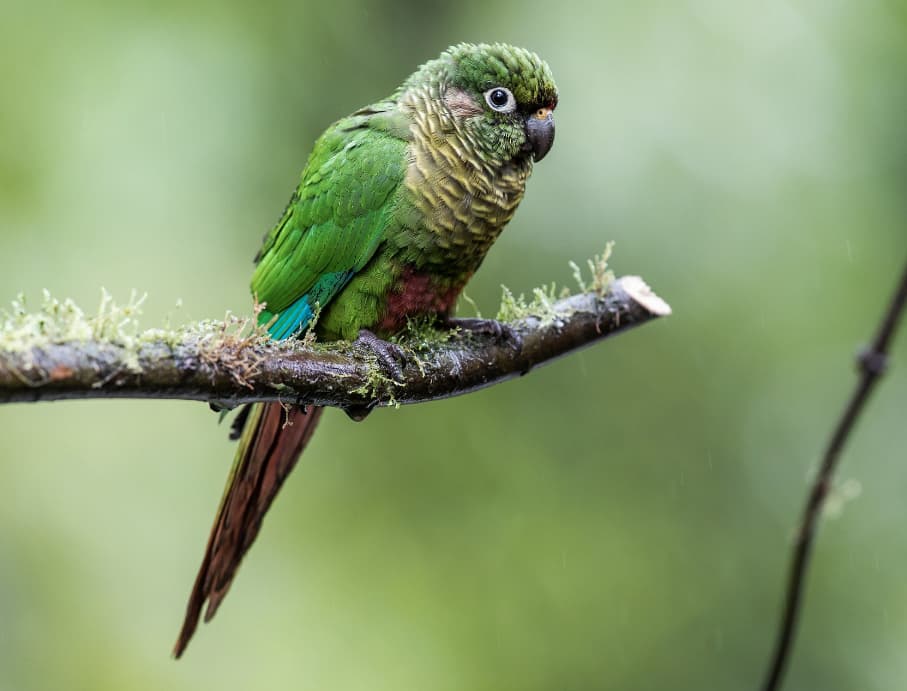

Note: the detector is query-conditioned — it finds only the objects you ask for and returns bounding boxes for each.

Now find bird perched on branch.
[173,42,558,656]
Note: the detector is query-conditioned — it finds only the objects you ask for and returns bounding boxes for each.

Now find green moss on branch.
[0,273,670,408]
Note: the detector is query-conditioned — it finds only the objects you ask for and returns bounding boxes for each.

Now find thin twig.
[761,258,907,691]
[0,276,670,408]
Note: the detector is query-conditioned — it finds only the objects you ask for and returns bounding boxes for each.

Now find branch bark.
[0,276,671,408]
[760,257,907,691]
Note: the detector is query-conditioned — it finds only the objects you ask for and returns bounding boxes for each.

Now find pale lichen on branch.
[497,243,616,325]
[0,252,670,409]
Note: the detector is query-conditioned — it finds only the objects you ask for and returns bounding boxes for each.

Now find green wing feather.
[252,102,410,332]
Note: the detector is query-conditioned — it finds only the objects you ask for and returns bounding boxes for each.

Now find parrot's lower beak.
[525,107,555,161]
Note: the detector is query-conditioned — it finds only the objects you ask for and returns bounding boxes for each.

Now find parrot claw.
[228,404,254,440]
[444,317,523,351]
[353,329,408,382]
[345,330,407,422]
[343,404,374,422]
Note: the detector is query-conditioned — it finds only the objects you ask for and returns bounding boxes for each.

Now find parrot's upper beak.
[525,107,555,161]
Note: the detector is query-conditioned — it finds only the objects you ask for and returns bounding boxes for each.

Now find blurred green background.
[1,1,906,689]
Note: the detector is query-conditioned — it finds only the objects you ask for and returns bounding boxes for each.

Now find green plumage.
[174,43,557,656]
[254,42,558,341]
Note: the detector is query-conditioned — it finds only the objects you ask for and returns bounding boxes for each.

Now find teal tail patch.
[268,296,313,340]
[265,270,355,341]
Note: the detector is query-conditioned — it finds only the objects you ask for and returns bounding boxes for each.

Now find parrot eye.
[484,87,516,113]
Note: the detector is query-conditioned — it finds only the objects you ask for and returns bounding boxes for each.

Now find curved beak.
[525,107,555,162]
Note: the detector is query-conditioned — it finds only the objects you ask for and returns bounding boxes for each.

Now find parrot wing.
[252,101,410,339]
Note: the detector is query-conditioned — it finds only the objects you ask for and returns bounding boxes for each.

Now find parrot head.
[402,43,558,164]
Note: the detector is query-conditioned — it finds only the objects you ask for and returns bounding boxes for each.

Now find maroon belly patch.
[378,267,467,332]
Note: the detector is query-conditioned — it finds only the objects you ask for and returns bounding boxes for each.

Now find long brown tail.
[173,402,323,658]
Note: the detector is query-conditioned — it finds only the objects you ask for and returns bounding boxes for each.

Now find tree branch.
[0,276,670,408]
[760,258,907,691]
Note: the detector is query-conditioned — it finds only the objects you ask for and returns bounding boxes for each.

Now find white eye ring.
[484,87,516,113]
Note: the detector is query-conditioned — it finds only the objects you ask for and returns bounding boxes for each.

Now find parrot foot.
[344,329,408,423]
[343,404,373,422]
[228,404,254,440]
[444,317,523,351]
[353,329,407,381]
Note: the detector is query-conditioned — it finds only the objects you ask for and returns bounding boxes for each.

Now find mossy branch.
[0,276,670,408]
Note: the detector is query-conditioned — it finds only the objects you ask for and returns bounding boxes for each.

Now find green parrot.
[173,42,557,656]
